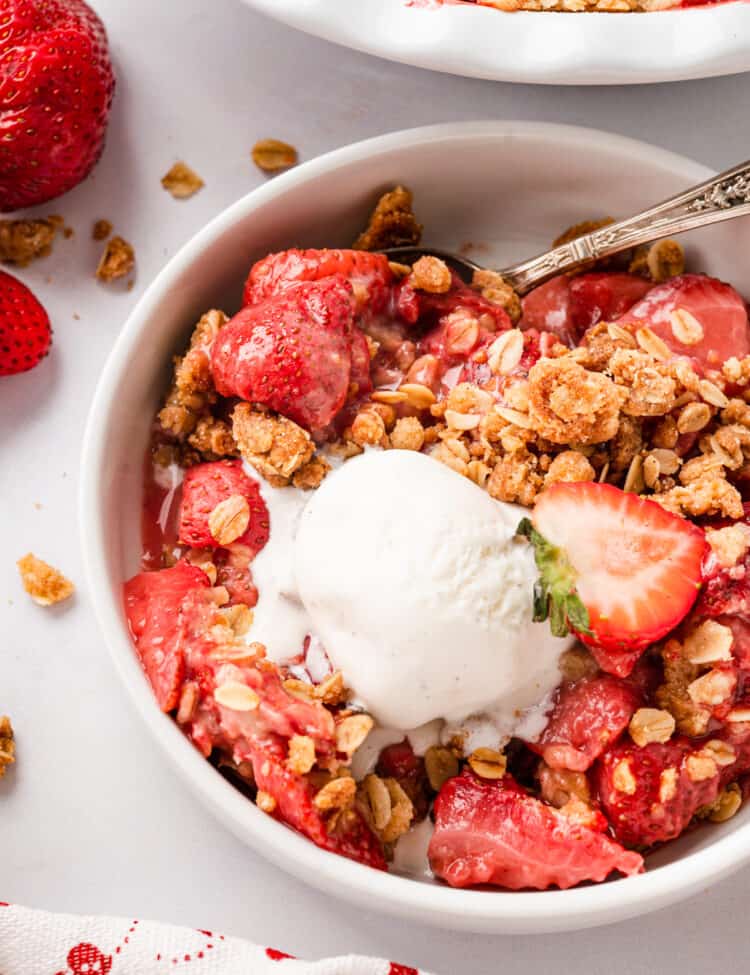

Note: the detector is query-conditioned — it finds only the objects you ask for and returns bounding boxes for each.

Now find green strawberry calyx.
[516,518,591,639]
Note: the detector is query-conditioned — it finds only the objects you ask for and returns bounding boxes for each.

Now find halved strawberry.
[243,248,394,316]
[428,770,642,890]
[178,460,269,552]
[0,271,52,376]
[594,738,723,847]
[532,675,641,772]
[615,274,750,371]
[123,561,210,711]
[212,278,354,431]
[519,482,708,677]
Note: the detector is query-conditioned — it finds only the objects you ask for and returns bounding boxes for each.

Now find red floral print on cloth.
[56,942,113,975]
[266,947,296,961]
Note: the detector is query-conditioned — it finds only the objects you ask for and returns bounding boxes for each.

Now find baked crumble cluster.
[124,185,750,891]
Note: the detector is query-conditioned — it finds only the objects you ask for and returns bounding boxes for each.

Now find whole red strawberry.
[0,0,115,211]
[0,269,51,375]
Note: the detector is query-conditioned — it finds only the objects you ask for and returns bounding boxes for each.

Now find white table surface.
[2,0,750,969]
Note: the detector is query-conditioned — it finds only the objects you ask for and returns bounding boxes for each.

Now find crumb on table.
[92,219,113,241]
[161,161,205,199]
[0,217,60,266]
[96,236,135,282]
[251,139,298,173]
[16,553,75,606]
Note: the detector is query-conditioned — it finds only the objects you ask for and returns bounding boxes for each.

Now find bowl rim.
[80,120,750,933]
[241,0,750,86]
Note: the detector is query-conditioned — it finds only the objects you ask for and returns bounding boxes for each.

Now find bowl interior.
[83,122,750,933]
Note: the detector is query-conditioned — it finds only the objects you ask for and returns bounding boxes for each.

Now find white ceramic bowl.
[242,0,750,85]
[81,121,750,933]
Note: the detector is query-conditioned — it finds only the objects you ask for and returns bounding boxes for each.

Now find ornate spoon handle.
[501,159,750,295]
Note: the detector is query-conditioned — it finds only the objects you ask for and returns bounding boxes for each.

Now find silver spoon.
[382,158,750,295]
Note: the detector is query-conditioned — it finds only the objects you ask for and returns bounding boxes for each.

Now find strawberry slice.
[594,738,723,847]
[520,482,708,677]
[123,561,210,711]
[249,739,387,870]
[614,274,750,371]
[243,247,394,316]
[178,459,270,552]
[212,278,355,431]
[428,770,642,890]
[532,675,641,772]
[521,272,650,346]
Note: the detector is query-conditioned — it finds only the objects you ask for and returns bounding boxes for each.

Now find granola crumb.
[256,790,277,813]
[353,186,422,252]
[287,734,316,775]
[161,161,205,199]
[705,523,750,569]
[390,416,425,452]
[0,716,14,778]
[92,219,113,241]
[544,450,595,485]
[16,553,74,606]
[252,138,298,173]
[96,235,135,282]
[158,309,227,441]
[409,255,452,294]
[472,269,522,323]
[552,217,614,250]
[527,357,624,445]
[232,403,314,483]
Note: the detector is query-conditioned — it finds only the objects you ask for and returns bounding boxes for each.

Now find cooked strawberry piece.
[429,770,642,890]
[416,274,512,366]
[250,740,386,870]
[615,274,750,371]
[123,561,210,711]
[243,248,394,316]
[377,739,430,820]
[459,328,543,392]
[520,275,573,342]
[178,459,270,552]
[533,675,641,772]
[521,273,650,346]
[212,279,355,431]
[523,482,707,676]
[0,272,52,376]
[349,327,374,399]
[213,547,259,607]
[594,738,723,848]
[697,561,750,622]
[569,273,652,336]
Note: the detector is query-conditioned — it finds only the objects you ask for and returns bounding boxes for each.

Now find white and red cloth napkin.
[0,903,431,975]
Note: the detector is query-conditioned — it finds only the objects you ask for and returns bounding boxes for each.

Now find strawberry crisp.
[125,186,750,892]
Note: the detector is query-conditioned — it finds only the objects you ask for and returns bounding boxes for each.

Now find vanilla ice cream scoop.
[293,449,569,733]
